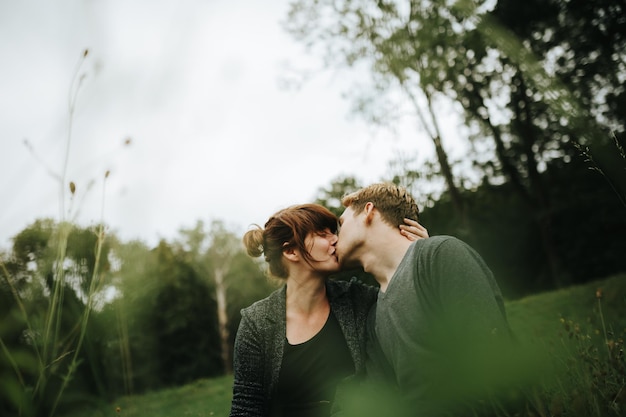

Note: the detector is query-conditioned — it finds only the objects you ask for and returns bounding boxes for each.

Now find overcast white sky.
[1,0,451,249]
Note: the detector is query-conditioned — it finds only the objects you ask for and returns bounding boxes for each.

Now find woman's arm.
[229,314,268,417]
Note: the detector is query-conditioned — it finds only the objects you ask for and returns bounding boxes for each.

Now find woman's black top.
[270,311,354,417]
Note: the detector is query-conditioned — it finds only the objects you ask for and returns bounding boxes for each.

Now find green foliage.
[0,214,275,416]
[1,213,277,416]
[1,219,110,417]
[100,221,275,396]
[152,241,223,385]
[99,240,162,395]
[99,237,224,396]
[313,175,363,217]
[492,0,625,136]
[505,274,626,416]
[420,146,626,298]
[177,219,276,374]
[225,251,278,347]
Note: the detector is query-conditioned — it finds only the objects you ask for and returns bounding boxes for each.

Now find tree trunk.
[400,80,467,229]
[514,74,566,288]
[214,269,231,373]
[116,303,134,394]
[426,93,468,231]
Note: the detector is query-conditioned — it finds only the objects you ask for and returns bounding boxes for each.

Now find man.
[336,183,513,417]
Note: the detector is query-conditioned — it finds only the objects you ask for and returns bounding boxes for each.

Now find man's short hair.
[341,183,420,227]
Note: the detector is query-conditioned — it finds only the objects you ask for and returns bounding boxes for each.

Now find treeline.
[0,220,277,416]
[314,137,626,300]
[419,141,626,298]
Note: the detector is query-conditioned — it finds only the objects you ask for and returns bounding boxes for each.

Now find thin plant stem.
[35,223,71,404]
[44,48,88,372]
[597,297,611,361]
[611,384,625,411]
[2,256,48,411]
[611,131,625,160]
[49,224,104,417]
[0,261,44,372]
[49,173,108,417]
[60,50,88,220]
[0,337,25,387]
[39,49,88,410]
[116,302,132,395]
[575,141,626,210]
[41,224,70,366]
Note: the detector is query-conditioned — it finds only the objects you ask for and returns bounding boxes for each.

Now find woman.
[229,204,427,417]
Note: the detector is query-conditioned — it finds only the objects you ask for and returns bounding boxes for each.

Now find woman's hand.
[399,218,429,241]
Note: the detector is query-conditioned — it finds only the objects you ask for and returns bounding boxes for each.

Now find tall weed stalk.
[0,49,110,417]
[575,131,626,210]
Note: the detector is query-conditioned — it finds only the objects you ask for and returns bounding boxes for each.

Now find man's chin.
[339,258,359,270]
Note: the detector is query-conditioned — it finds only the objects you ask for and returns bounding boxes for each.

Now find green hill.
[60,273,626,417]
[61,376,234,417]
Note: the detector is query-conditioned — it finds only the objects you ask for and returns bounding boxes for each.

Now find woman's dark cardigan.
[229,278,378,417]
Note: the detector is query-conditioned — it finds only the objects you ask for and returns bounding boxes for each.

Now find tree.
[1,219,112,416]
[151,240,221,385]
[205,221,240,374]
[450,0,625,286]
[284,0,472,227]
[284,0,625,288]
[224,251,277,365]
[488,0,626,205]
[99,239,155,396]
[179,220,243,374]
[313,175,363,217]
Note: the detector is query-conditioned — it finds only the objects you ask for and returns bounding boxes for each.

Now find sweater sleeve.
[229,311,267,417]
[421,236,513,401]
[427,237,509,337]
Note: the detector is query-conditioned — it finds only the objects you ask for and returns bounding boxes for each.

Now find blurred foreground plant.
[0,49,114,417]
[523,287,626,417]
[1,220,108,417]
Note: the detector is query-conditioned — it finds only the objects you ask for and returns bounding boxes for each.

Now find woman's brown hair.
[243,204,338,279]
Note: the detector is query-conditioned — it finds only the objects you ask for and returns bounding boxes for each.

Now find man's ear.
[364,202,376,225]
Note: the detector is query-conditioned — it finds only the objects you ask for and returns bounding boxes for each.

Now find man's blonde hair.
[341,183,420,227]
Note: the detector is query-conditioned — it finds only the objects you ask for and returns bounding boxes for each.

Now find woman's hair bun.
[243,225,264,258]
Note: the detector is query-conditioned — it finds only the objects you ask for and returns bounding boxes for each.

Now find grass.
[504,273,626,416]
[56,273,626,417]
[506,273,626,345]
[59,375,234,417]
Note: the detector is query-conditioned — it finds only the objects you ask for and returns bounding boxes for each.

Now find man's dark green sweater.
[366,236,513,417]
